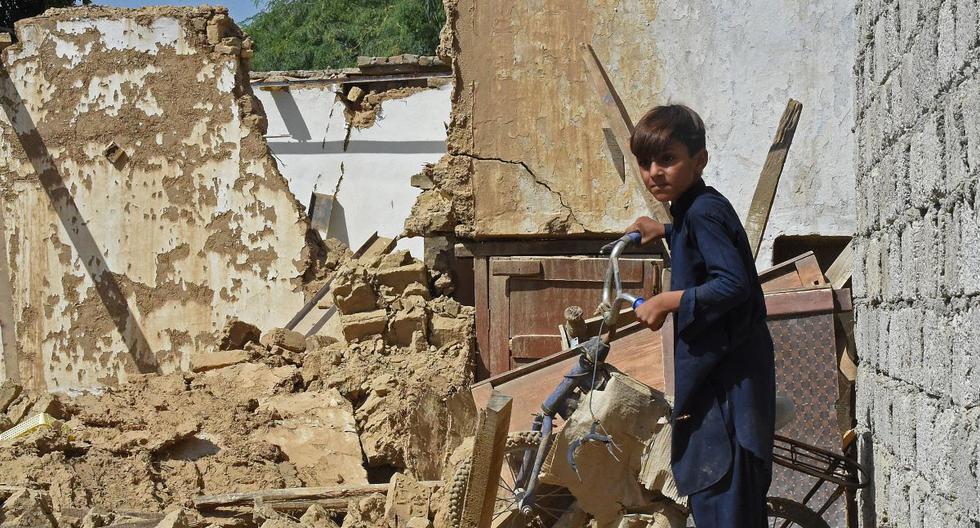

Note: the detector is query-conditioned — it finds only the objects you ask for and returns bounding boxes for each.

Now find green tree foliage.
[1,0,88,31]
[244,0,444,71]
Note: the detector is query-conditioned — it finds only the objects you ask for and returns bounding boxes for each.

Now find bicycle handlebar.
[601,232,645,328]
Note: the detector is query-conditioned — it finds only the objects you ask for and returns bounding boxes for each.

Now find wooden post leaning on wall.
[745,99,804,260]
[460,391,513,528]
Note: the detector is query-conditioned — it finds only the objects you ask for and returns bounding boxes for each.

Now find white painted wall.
[649,0,856,266]
[255,82,451,257]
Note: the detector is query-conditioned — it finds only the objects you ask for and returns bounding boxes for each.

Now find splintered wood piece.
[461,391,513,528]
[745,99,803,259]
[581,43,672,260]
[826,239,854,289]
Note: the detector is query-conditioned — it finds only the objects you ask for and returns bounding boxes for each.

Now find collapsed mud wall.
[253,75,451,258]
[0,7,319,391]
[411,0,856,263]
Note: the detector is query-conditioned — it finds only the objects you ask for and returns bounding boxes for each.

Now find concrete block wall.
[853,0,980,525]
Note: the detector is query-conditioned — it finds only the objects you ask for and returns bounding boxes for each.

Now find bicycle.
[448,233,867,528]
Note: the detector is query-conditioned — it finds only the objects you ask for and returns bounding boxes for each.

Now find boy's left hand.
[634,291,684,331]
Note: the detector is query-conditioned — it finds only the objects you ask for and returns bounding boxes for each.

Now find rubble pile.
[0,249,475,528]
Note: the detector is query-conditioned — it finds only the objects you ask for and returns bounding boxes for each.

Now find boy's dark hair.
[629,105,706,169]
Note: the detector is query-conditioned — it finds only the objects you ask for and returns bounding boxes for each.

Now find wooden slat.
[490,259,542,276]
[461,391,512,528]
[745,99,804,259]
[581,43,672,261]
[765,287,835,318]
[472,323,665,433]
[759,251,824,292]
[488,273,510,376]
[474,257,491,379]
[510,334,563,360]
[454,239,662,258]
[826,239,854,289]
[794,255,827,289]
[539,257,644,282]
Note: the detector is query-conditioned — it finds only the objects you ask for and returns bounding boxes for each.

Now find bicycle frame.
[511,232,642,515]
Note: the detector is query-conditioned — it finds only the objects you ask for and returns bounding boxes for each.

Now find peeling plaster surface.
[440,0,855,264]
[256,82,451,257]
[0,7,313,391]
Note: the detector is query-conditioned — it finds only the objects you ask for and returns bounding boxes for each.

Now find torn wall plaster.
[413,0,855,265]
[255,80,451,258]
[0,6,319,391]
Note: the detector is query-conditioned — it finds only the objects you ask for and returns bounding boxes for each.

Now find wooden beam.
[193,482,441,510]
[744,99,804,259]
[461,391,513,528]
[826,239,854,290]
[581,43,672,261]
[454,238,662,259]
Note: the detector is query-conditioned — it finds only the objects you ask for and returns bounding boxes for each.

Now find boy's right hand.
[625,216,665,244]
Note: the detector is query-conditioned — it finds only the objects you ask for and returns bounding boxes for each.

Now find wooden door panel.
[482,255,662,377]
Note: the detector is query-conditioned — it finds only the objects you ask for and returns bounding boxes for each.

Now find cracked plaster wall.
[255,81,451,258]
[415,0,856,265]
[0,7,316,391]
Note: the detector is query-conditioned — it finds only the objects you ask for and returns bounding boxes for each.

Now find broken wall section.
[411,0,856,266]
[251,58,452,259]
[0,6,320,391]
[852,0,980,525]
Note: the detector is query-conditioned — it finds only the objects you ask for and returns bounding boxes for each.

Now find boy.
[625,105,775,527]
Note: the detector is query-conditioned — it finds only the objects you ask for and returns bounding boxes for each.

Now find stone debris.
[0,488,59,528]
[191,350,251,372]
[260,328,308,353]
[0,245,474,528]
[538,372,685,526]
[219,320,262,351]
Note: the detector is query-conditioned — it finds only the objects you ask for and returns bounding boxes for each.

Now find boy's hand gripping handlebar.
[599,232,645,334]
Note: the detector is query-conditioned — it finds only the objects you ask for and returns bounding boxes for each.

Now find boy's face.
[637,140,708,203]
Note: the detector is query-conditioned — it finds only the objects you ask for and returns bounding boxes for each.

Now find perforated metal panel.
[768,312,845,527]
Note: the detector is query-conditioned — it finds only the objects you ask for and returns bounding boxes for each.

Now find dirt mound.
[0,250,475,528]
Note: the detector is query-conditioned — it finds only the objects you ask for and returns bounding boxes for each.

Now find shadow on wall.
[858,431,877,527]
[270,91,312,141]
[0,70,159,377]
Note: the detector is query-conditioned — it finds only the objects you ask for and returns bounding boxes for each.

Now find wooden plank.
[472,323,665,433]
[539,257,644,282]
[510,334,564,360]
[490,259,542,276]
[759,251,825,292]
[194,482,439,509]
[794,254,827,289]
[765,287,835,318]
[461,391,513,528]
[744,99,804,259]
[826,239,854,289]
[474,257,492,379]
[488,273,511,376]
[355,233,397,265]
[580,43,672,260]
[454,239,663,259]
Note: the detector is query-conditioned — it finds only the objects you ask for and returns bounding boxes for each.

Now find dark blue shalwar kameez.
[664,179,776,527]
